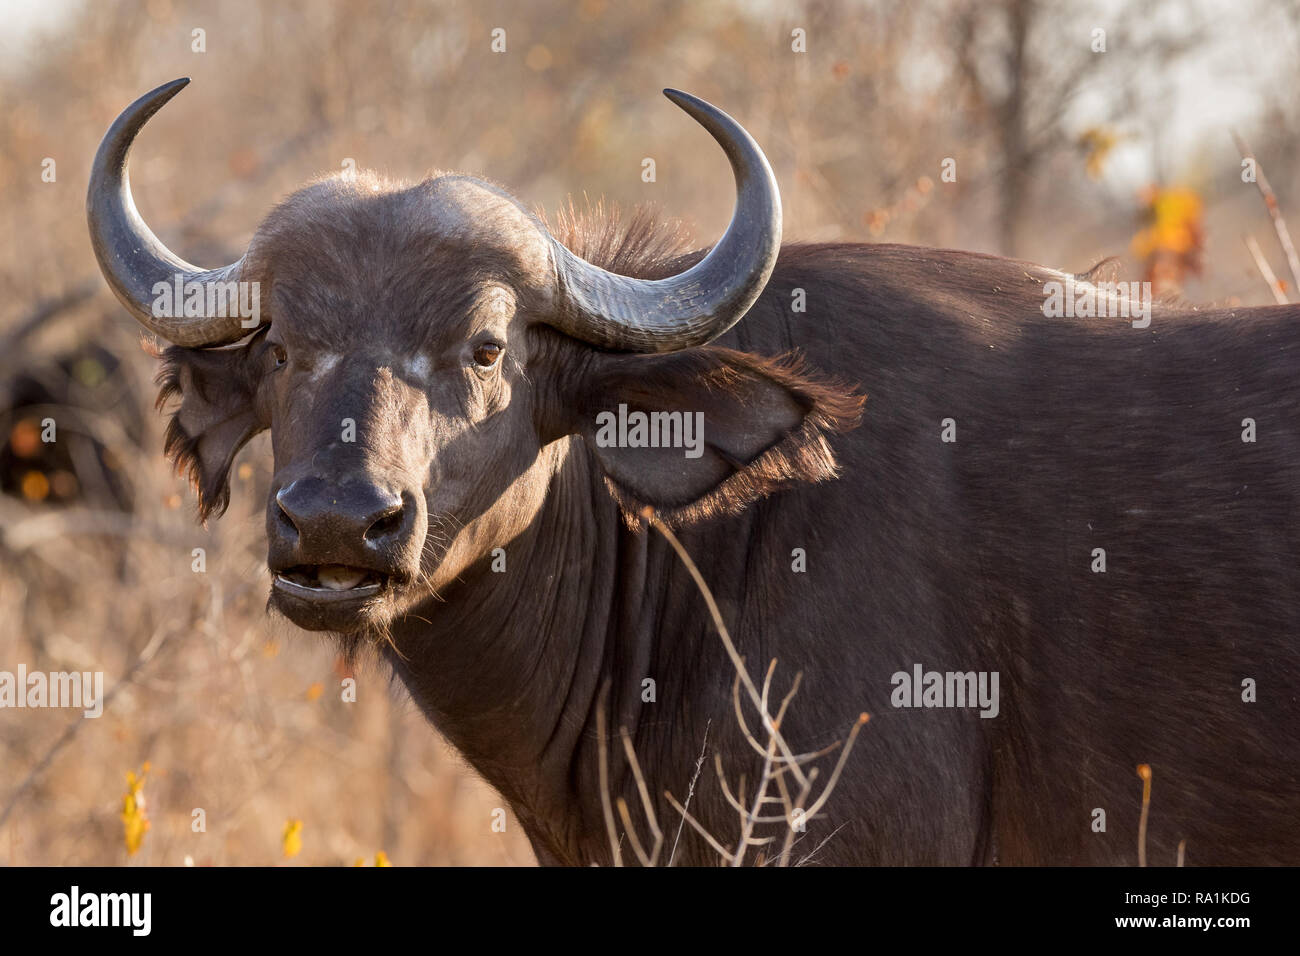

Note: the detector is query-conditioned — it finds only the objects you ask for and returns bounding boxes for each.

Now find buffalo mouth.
[273,564,390,603]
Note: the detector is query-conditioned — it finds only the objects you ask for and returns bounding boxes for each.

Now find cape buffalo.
[87,79,1300,865]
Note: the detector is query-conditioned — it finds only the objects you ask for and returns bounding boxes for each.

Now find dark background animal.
[82,79,1300,866]
[1,337,142,512]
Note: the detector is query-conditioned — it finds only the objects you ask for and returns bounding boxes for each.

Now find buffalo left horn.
[87,78,252,347]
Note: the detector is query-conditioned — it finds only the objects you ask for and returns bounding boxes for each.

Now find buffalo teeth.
[317,565,367,590]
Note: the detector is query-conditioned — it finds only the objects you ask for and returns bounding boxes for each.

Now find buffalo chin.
[270,574,395,633]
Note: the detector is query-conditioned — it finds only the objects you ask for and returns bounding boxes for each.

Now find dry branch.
[1233,131,1300,295]
[1244,234,1289,304]
[632,508,869,866]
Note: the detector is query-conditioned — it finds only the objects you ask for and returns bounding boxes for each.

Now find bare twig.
[621,507,870,866]
[715,754,754,819]
[789,820,850,867]
[595,683,623,867]
[615,798,651,868]
[1244,234,1288,304]
[642,509,810,786]
[733,719,780,867]
[779,769,819,868]
[665,787,735,864]
[666,719,709,867]
[619,728,663,866]
[1137,763,1152,868]
[801,713,870,820]
[1233,131,1300,294]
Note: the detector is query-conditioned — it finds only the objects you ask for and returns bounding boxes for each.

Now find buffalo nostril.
[275,490,301,534]
[365,502,405,542]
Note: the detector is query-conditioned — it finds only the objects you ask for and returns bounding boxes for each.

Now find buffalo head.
[87,79,852,636]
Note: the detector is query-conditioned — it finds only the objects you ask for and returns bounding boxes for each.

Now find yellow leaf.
[120,763,151,856]
[1078,126,1120,180]
[282,819,303,859]
[1131,185,1204,288]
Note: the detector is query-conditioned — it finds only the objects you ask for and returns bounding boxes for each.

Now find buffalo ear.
[563,348,864,525]
[154,343,264,521]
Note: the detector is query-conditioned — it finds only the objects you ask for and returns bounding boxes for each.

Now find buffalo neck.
[382,437,686,857]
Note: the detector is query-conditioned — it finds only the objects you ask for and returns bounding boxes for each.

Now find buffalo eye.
[472,343,503,369]
[271,344,287,368]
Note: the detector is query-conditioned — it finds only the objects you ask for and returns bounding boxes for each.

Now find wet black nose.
[275,477,409,552]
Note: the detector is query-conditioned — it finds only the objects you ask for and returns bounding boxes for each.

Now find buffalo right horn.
[544,89,782,353]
